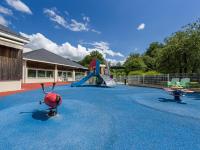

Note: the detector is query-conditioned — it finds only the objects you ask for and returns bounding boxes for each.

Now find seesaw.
[163,86,194,103]
[39,83,62,116]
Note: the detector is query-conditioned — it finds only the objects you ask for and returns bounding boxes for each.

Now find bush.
[116,72,126,77]
[144,71,160,75]
[128,70,160,76]
[128,70,144,75]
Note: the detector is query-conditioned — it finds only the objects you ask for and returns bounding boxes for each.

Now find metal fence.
[113,76,127,84]
[127,75,168,87]
[114,73,200,88]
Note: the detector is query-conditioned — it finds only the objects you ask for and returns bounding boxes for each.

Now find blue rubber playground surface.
[0,85,200,150]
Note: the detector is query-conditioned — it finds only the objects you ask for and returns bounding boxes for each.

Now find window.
[38,70,45,78]
[28,69,36,78]
[76,72,84,76]
[58,72,62,77]
[67,72,72,77]
[46,71,54,78]
[27,69,54,78]
[63,72,67,78]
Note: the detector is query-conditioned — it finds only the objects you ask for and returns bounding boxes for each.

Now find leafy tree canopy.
[80,51,105,67]
[123,53,147,74]
[145,42,163,58]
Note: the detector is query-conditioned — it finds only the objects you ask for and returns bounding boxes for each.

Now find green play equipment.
[176,78,190,88]
[167,78,179,87]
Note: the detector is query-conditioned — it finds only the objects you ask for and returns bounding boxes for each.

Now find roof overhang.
[23,58,88,70]
[0,31,29,50]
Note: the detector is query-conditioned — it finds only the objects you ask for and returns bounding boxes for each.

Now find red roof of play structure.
[89,59,97,70]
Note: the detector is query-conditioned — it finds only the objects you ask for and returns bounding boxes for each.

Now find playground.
[0,59,200,150]
[1,2,200,149]
[0,85,200,150]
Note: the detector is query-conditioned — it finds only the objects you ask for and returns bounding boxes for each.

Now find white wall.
[72,70,76,81]
[0,80,21,92]
[54,65,58,82]
[67,77,74,81]
[25,78,55,83]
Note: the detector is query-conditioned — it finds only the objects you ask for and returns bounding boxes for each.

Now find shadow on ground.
[77,85,110,88]
[158,98,187,104]
[186,93,200,101]
[20,110,50,121]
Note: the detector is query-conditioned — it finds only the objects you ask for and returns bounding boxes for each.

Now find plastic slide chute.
[71,59,116,87]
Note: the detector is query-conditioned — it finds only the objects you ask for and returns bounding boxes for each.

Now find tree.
[157,22,200,73]
[143,42,163,71]
[142,55,156,71]
[124,53,147,74]
[116,62,122,67]
[145,42,163,58]
[122,19,200,74]
[80,51,105,67]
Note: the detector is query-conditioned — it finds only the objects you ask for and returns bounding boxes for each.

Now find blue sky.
[0,0,200,63]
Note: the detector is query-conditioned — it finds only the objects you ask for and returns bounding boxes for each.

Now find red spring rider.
[40,83,62,116]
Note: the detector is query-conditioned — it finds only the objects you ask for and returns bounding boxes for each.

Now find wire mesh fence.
[113,73,200,88]
[127,75,168,88]
[128,75,168,86]
[113,76,127,84]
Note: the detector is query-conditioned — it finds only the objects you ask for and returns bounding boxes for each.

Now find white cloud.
[133,48,139,52]
[5,0,32,14]
[137,23,145,30]
[20,32,124,62]
[106,58,126,66]
[83,16,90,22]
[44,7,100,33]
[0,15,9,26]
[88,42,124,58]
[44,8,67,28]
[0,6,13,16]
[20,32,89,61]
[91,29,101,34]
[44,8,89,32]
[69,19,89,32]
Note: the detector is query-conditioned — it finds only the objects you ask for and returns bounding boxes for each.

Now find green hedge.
[128,70,144,75]
[128,70,160,76]
[144,71,160,75]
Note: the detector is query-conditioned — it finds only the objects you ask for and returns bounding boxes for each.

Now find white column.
[54,65,58,82]
[72,70,76,81]
[22,60,27,83]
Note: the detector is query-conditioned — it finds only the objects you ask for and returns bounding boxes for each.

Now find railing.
[113,76,127,84]
[114,73,200,88]
[127,75,168,88]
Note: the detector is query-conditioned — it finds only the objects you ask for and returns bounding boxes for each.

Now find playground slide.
[71,72,116,87]
[71,59,116,87]
[71,72,95,87]
[100,75,116,87]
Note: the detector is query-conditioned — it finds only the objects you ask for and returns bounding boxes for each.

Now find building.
[0,25,29,92]
[23,49,87,84]
[0,25,87,92]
